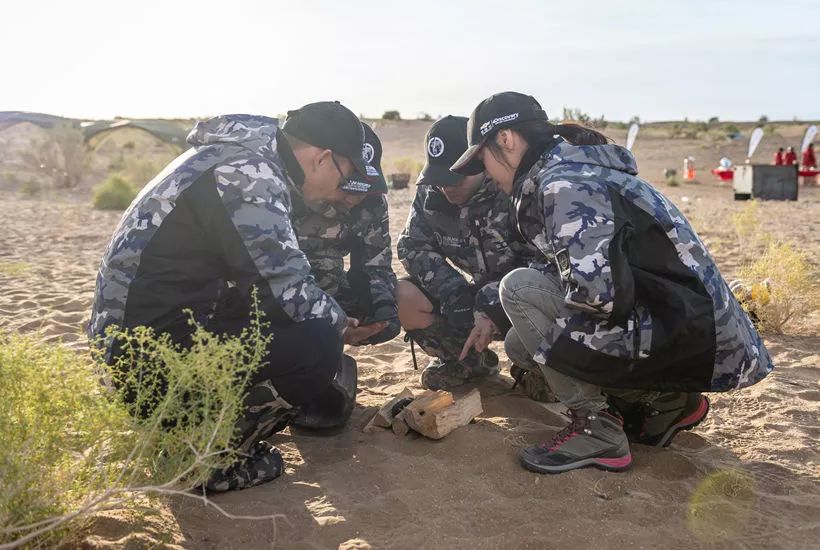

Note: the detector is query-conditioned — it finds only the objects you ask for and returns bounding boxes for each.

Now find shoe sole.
[656,395,710,448]
[519,451,633,474]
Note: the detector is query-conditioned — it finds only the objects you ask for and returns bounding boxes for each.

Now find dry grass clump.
[735,241,819,333]
[1,302,274,548]
[390,156,424,182]
[730,200,762,246]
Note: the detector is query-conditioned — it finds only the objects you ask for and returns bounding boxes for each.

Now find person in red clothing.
[774,147,784,165]
[802,143,816,169]
[784,146,798,165]
[802,143,818,186]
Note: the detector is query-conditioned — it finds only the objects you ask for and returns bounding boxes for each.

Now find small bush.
[0,333,134,547]
[763,124,777,136]
[736,241,820,332]
[20,180,44,198]
[382,110,401,121]
[730,201,761,245]
[0,261,31,277]
[391,156,424,182]
[92,176,139,210]
[1,304,271,547]
[2,170,19,186]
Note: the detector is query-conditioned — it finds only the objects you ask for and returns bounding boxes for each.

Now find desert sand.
[0,121,819,549]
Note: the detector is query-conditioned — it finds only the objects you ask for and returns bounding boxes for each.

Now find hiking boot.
[510,364,558,403]
[612,392,710,448]
[203,441,284,493]
[519,408,632,474]
[420,350,500,390]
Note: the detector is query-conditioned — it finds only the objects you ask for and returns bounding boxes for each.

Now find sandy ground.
[1,134,819,549]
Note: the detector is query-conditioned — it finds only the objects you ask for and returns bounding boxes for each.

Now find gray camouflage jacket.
[291,193,398,329]
[397,179,536,330]
[512,139,774,392]
[88,115,347,359]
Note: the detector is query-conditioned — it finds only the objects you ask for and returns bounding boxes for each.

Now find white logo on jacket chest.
[434,232,463,247]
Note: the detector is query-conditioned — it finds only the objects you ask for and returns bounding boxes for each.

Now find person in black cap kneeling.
[89,101,382,492]
[396,116,546,394]
[287,123,401,428]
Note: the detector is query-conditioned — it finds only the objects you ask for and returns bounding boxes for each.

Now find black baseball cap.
[451,92,547,175]
[417,115,470,187]
[340,122,388,194]
[282,101,373,180]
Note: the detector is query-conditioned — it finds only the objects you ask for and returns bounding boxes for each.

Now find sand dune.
[1,181,818,548]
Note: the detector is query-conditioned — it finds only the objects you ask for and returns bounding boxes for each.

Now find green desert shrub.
[736,241,819,333]
[92,176,139,210]
[0,332,134,547]
[1,302,270,547]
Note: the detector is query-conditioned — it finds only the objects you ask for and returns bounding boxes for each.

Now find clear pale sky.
[2,0,818,122]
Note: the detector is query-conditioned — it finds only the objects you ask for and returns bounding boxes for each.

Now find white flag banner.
[747,127,764,159]
[626,123,639,151]
[801,125,817,153]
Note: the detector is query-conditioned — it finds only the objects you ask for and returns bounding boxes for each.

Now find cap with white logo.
[340,122,388,194]
[417,115,470,187]
[450,92,547,176]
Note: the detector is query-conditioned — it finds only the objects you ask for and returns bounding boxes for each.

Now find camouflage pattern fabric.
[405,316,476,366]
[291,193,399,344]
[204,440,284,493]
[398,178,537,331]
[88,115,347,360]
[511,139,774,391]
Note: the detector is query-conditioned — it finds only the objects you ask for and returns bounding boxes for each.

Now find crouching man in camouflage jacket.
[88,102,379,492]
[291,122,400,350]
[397,116,541,391]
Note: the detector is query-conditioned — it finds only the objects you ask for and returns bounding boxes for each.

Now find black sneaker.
[610,392,710,447]
[519,409,632,474]
[203,441,284,493]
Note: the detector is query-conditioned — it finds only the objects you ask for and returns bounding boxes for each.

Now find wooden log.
[374,388,415,428]
[362,388,414,433]
[391,409,411,436]
[403,389,482,440]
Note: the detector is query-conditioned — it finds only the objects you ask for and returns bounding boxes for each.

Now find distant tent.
[0,111,77,132]
[81,119,190,149]
[0,111,191,150]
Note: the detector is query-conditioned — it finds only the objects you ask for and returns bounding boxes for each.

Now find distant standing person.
[801,143,816,169]
[784,146,798,165]
[802,143,817,185]
[773,147,784,165]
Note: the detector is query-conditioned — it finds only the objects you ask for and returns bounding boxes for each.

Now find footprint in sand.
[796,389,820,402]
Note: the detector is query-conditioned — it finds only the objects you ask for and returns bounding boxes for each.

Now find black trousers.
[207,314,342,407]
[111,300,342,438]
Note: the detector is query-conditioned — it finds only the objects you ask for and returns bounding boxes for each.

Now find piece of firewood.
[403,389,482,440]
[362,415,380,433]
[391,409,411,436]
[372,388,415,428]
